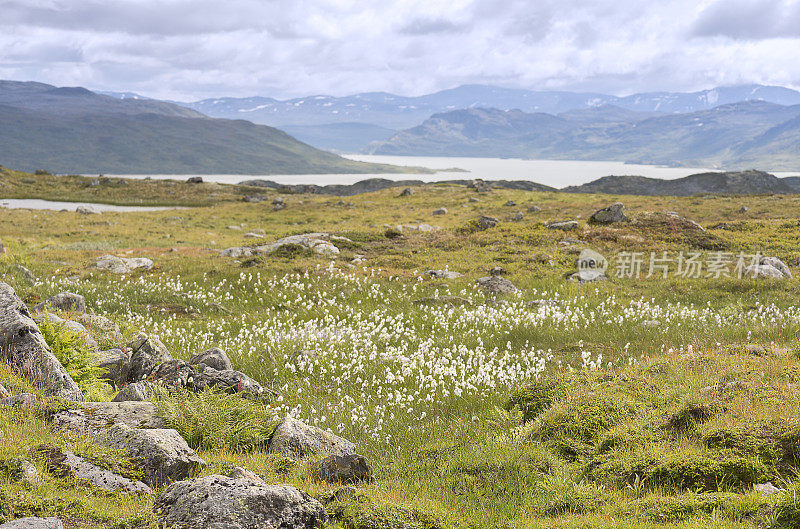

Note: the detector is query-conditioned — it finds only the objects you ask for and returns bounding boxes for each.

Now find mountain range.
[0,81,423,175]
[368,102,800,171]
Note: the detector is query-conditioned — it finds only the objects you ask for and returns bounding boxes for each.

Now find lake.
[0,199,183,212]
[94,156,800,189]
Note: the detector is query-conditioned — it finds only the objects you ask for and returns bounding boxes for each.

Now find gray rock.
[243,232,264,239]
[187,176,203,184]
[127,333,173,382]
[423,270,463,279]
[32,292,86,313]
[527,205,541,213]
[154,475,325,529]
[74,313,123,343]
[96,348,130,387]
[62,320,99,352]
[589,202,627,224]
[149,359,195,388]
[76,205,99,215]
[112,381,156,402]
[96,424,206,488]
[96,255,154,274]
[399,188,414,197]
[229,467,266,486]
[269,417,356,460]
[32,445,151,494]
[0,393,37,408]
[52,401,166,433]
[476,215,499,230]
[504,200,517,207]
[759,256,792,278]
[18,459,40,485]
[0,383,9,399]
[432,207,448,215]
[754,482,784,496]
[476,276,518,295]
[311,454,372,484]
[546,220,579,230]
[468,179,492,193]
[189,347,232,371]
[0,517,64,529]
[220,233,346,259]
[739,206,750,213]
[744,264,785,279]
[511,212,524,221]
[193,367,270,401]
[412,296,472,307]
[0,283,83,401]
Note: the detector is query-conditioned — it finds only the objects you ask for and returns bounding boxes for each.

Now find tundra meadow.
[2,167,800,528]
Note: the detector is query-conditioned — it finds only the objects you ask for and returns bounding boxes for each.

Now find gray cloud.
[0,0,797,101]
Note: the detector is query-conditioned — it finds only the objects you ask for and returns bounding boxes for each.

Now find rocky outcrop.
[96,255,154,274]
[476,276,518,295]
[32,445,151,494]
[588,203,627,224]
[32,292,86,313]
[268,417,356,460]
[95,424,206,488]
[0,282,83,401]
[52,401,167,433]
[153,475,325,529]
[220,233,348,259]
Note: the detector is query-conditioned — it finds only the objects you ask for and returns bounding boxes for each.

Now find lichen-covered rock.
[32,292,86,313]
[744,263,785,279]
[96,424,206,488]
[220,233,348,259]
[311,454,372,484]
[0,282,83,401]
[476,215,499,230]
[588,203,627,224]
[96,255,154,274]
[269,417,356,460]
[52,401,166,433]
[193,367,270,401]
[189,347,232,371]
[546,220,579,230]
[31,445,151,494]
[112,381,156,402]
[153,475,325,529]
[759,256,792,278]
[126,333,173,382]
[96,348,130,387]
[476,276,518,295]
[423,270,463,279]
[0,517,65,529]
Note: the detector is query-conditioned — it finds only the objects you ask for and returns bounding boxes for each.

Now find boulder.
[398,188,413,197]
[311,454,372,484]
[504,200,517,207]
[126,333,173,382]
[96,255,154,274]
[0,383,8,399]
[269,417,356,460]
[153,475,325,529]
[0,518,65,529]
[186,176,203,184]
[149,359,195,388]
[0,283,83,401]
[527,205,541,213]
[432,207,448,215]
[744,264,785,280]
[193,367,271,401]
[423,270,463,279]
[96,348,130,387]
[112,381,156,402]
[31,445,151,494]
[52,401,166,433]
[511,212,524,221]
[546,221,578,230]
[95,424,206,488]
[476,215,499,230]
[589,203,627,224]
[759,257,792,278]
[476,276,518,295]
[32,292,86,313]
[76,205,99,215]
[468,179,492,193]
[189,347,233,371]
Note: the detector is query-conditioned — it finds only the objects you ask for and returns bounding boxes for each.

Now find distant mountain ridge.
[369,103,800,171]
[0,81,426,175]
[562,170,797,195]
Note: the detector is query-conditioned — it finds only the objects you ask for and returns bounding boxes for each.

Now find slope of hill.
[562,170,796,195]
[0,81,427,175]
[279,122,397,153]
[369,102,800,171]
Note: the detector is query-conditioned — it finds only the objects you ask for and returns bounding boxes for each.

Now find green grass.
[2,169,800,527]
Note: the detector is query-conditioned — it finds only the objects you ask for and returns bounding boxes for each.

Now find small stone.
[504,200,517,207]
[32,292,86,313]
[476,276,517,295]
[186,176,203,184]
[476,215,499,230]
[76,205,100,215]
[511,212,524,221]
[423,270,463,279]
[398,188,414,197]
[589,202,627,224]
[546,220,578,230]
[754,482,784,496]
[527,205,541,213]
[432,207,448,215]
[489,266,506,276]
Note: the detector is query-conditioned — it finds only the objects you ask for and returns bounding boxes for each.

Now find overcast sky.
[1,0,799,101]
